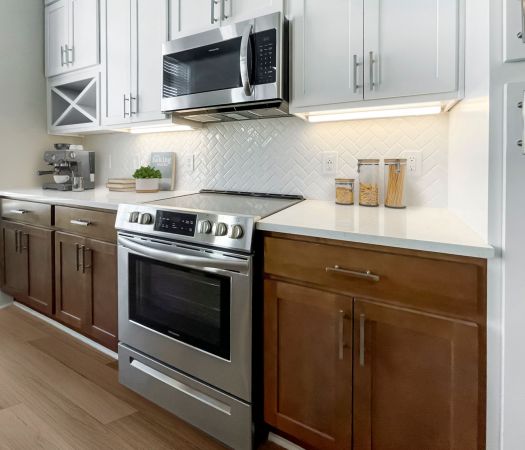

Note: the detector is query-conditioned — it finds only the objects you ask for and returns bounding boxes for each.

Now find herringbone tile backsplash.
[85,114,449,206]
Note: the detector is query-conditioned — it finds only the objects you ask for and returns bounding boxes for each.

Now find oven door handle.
[118,236,249,273]
[240,23,253,97]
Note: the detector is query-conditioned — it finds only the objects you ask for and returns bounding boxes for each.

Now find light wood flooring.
[0,305,282,450]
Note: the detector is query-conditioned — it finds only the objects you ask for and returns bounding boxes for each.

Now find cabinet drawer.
[1,199,52,227]
[55,206,116,243]
[264,237,485,321]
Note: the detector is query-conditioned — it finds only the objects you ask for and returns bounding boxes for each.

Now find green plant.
[133,166,162,179]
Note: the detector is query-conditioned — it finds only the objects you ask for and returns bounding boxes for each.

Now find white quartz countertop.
[0,188,195,211]
[257,201,495,259]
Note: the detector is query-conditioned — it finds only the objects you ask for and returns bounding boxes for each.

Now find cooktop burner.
[116,190,303,253]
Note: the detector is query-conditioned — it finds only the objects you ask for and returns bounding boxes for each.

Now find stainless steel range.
[115,190,302,450]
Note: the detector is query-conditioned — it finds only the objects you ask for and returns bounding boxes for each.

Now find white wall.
[85,114,450,207]
[0,0,78,189]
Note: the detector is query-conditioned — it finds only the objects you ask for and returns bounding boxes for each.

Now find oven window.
[163,36,245,98]
[129,254,231,360]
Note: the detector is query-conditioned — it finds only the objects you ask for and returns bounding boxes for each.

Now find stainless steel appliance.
[37,150,95,191]
[116,191,302,450]
[162,12,289,123]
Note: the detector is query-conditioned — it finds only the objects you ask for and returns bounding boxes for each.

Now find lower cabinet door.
[83,238,118,350]
[1,222,28,296]
[264,280,352,450]
[22,224,54,315]
[55,232,88,330]
[353,298,481,450]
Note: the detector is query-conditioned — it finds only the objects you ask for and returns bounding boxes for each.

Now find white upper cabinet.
[103,0,168,126]
[169,0,283,39]
[289,0,364,109]
[364,0,458,100]
[290,0,463,113]
[45,0,69,77]
[45,0,99,77]
[169,0,220,39]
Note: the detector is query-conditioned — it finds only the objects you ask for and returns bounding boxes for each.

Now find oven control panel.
[115,204,254,252]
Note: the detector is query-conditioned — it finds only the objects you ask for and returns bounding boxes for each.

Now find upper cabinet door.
[69,0,100,71]
[103,0,132,125]
[169,0,220,40]
[45,0,69,77]
[224,0,283,23]
[364,0,459,100]
[131,0,168,123]
[289,0,364,110]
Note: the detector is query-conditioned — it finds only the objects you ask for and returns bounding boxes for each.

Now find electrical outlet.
[185,154,194,173]
[403,151,422,176]
[322,151,338,175]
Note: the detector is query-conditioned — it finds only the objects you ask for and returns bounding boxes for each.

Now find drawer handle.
[326,265,380,282]
[70,219,91,227]
[10,209,30,215]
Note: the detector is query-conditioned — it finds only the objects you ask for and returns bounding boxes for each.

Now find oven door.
[118,233,252,402]
[161,12,282,113]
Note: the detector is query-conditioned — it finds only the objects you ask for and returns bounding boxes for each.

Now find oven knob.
[129,211,140,223]
[139,213,154,225]
[197,220,212,234]
[214,222,228,237]
[229,224,244,240]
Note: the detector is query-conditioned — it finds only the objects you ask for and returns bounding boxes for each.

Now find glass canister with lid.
[358,159,380,207]
[335,178,355,205]
[384,158,407,209]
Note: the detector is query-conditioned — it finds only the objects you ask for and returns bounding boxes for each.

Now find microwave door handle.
[240,24,253,97]
[118,236,249,273]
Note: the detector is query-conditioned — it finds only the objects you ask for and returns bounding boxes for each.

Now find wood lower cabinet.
[263,233,486,450]
[1,221,54,315]
[55,231,118,350]
[264,280,352,450]
[353,299,481,450]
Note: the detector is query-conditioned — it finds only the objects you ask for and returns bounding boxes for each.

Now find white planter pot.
[135,178,160,193]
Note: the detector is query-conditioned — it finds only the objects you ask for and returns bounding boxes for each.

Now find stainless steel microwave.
[161,12,289,123]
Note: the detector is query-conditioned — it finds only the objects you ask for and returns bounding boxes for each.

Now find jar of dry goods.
[358,159,380,207]
[384,158,407,209]
[335,178,355,205]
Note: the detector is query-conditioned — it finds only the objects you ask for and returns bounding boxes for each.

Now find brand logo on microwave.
[208,48,220,53]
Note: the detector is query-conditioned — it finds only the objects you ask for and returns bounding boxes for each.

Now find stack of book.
[106,178,136,192]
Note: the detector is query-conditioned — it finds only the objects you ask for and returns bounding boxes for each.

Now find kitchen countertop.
[256,200,495,259]
[0,188,195,211]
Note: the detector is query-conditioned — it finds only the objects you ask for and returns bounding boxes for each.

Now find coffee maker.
[38,150,96,191]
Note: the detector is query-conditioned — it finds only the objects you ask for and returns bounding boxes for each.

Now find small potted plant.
[133,166,162,193]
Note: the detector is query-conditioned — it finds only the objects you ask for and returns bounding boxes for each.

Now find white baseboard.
[14,302,118,360]
[268,432,305,450]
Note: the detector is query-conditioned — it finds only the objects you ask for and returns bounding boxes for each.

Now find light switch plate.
[184,154,194,173]
[403,151,422,176]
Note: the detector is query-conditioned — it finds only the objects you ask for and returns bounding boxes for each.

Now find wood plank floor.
[0,305,282,450]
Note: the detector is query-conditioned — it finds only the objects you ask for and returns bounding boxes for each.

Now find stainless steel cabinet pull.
[359,314,365,367]
[130,93,137,116]
[67,45,74,64]
[21,233,28,252]
[79,245,85,272]
[353,55,361,93]
[123,94,130,118]
[75,243,80,271]
[10,209,29,215]
[60,45,65,66]
[369,51,375,91]
[210,0,219,24]
[326,265,380,282]
[519,0,525,43]
[221,0,229,20]
[240,24,254,96]
[70,219,91,227]
[338,310,349,360]
[81,246,92,273]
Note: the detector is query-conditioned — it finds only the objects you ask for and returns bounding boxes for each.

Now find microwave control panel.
[154,211,197,237]
[254,29,277,85]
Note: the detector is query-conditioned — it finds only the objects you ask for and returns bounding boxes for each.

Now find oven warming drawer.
[118,344,252,450]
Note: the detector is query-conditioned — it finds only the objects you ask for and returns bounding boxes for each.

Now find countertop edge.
[255,222,496,259]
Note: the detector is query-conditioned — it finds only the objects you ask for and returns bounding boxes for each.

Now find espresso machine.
[38,150,96,191]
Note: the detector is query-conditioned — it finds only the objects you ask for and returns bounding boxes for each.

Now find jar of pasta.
[358,159,380,207]
[384,159,407,208]
[335,178,355,205]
